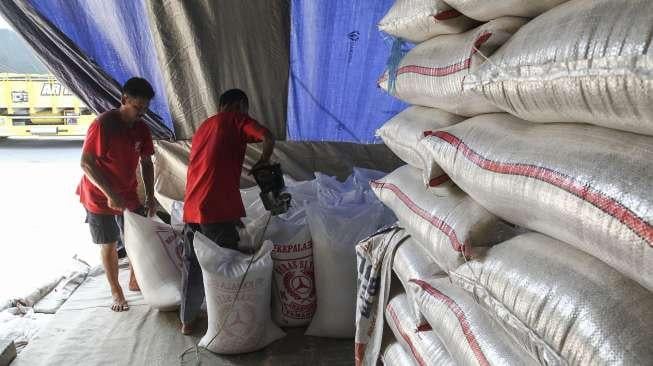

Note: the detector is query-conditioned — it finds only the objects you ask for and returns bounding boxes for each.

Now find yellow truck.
[0,73,95,138]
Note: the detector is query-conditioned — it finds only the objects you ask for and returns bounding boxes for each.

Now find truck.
[0,73,95,139]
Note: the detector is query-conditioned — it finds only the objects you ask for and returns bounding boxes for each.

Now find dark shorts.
[185,222,240,251]
[85,207,146,245]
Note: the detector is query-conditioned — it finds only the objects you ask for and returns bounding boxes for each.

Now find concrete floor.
[0,137,99,302]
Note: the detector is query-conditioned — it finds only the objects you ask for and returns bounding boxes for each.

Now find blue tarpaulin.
[6,0,406,144]
[287,0,407,143]
[27,0,173,132]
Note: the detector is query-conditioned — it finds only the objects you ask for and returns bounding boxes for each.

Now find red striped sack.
[378,17,527,116]
[410,277,537,366]
[451,233,653,365]
[371,165,516,271]
[421,113,653,291]
[378,0,478,43]
[386,293,454,366]
[376,106,464,186]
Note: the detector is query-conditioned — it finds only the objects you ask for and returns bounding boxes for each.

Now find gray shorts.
[85,207,146,245]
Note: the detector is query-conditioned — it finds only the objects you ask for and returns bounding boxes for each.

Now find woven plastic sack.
[467,0,653,136]
[376,106,463,186]
[306,201,385,338]
[356,226,409,366]
[421,113,653,291]
[392,237,444,325]
[382,342,417,366]
[123,211,182,311]
[371,165,516,271]
[267,209,316,327]
[378,0,478,43]
[194,233,285,354]
[445,0,567,21]
[378,17,527,116]
[386,293,455,366]
[451,232,653,365]
[410,277,537,365]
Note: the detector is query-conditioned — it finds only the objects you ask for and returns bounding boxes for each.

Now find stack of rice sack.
[366,0,653,365]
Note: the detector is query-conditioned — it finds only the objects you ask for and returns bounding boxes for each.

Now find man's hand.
[250,158,270,175]
[145,196,157,217]
[107,195,125,211]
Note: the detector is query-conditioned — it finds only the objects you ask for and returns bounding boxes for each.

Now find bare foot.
[111,291,129,312]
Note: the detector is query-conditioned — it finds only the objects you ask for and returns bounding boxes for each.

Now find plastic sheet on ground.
[11,264,354,365]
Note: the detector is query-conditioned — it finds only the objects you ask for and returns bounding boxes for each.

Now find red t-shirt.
[183,112,268,224]
[76,110,155,215]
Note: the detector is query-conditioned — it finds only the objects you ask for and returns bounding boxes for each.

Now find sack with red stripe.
[392,236,444,326]
[445,0,568,21]
[386,293,455,366]
[467,0,653,136]
[382,342,418,366]
[371,165,516,271]
[410,277,538,366]
[378,0,478,43]
[376,106,464,186]
[421,113,653,291]
[378,17,527,116]
[451,232,653,365]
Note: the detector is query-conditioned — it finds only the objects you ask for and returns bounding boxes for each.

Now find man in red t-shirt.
[180,89,274,334]
[77,77,157,312]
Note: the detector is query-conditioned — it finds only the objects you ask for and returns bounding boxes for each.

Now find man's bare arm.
[80,153,123,210]
[140,155,156,216]
[259,131,275,163]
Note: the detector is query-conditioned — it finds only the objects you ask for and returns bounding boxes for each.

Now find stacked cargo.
[358,0,653,365]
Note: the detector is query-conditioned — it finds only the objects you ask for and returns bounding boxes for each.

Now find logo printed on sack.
[273,240,316,321]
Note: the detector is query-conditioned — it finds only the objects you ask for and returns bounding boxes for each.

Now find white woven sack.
[451,232,653,365]
[392,237,444,326]
[410,277,537,366]
[123,211,182,311]
[386,293,455,366]
[378,0,478,43]
[194,234,285,354]
[306,201,385,338]
[267,209,316,327]
[379,17,527,116]
[445,0,568,21]
[376,106,463,186]
[382,342,417,366]
[371,165,516,271]
[467,0,653,136]
[421,113,653,291]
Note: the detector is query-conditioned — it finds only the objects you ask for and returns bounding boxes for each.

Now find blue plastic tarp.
[28,0,173,132]
[287,0,407,143]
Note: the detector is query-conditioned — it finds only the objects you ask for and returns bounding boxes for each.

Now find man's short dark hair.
[122,77,155,100]
[219,89,248,108]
